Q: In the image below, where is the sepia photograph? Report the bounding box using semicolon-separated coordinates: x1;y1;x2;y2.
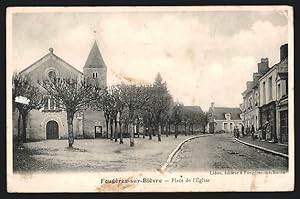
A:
6;6;294;192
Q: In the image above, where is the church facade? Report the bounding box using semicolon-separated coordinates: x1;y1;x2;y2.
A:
13;41;108;140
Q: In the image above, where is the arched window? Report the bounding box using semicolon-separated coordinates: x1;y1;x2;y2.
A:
92;72;98;79
48;70;56;81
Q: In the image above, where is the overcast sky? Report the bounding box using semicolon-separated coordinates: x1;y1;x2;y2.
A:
11;8;289;110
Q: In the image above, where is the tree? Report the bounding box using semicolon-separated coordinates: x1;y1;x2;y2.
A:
109;86;124;142
118;83;153;147
200;112;209;133
39;78;101;147
151;73;172;141
94;90;111;139
12;73;44;143
171;102;183;138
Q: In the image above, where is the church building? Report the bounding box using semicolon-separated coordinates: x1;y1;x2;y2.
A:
13;41;108;140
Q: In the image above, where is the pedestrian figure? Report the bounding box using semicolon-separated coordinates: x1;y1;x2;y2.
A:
246;125;250;137
257;127;262;140
236;126;240;138
262;123;266;141
251;124;255;140
266;121;272;141
241;125;245;137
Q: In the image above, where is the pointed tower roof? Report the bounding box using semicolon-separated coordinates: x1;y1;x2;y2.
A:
84;41;106;68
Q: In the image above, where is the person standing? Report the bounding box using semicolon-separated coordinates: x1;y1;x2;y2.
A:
246;125;250;137
251;124;255;140
266;122;272;141
241;125;245;137
236;126;240;138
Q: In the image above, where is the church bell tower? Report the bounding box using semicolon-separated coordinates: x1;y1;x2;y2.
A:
83;41;107;88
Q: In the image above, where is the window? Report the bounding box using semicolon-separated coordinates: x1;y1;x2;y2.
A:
248;97;252;109
277;83;281;100
223;123;228;130
92;72;98;79
48;70;56;81
230;123;233;130
44;96;49;110
269;76;272;101
262;81;266;104
255;92;258;106
225;113;231;120
50;98;54;110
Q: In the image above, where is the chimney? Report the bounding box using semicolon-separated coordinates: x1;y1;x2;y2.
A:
280;44;288;61
246;81;253;90
253;72;262;84
257;58;269;74
211;102;215;108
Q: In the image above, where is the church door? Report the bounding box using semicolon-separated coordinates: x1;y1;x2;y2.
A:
46;121;59;139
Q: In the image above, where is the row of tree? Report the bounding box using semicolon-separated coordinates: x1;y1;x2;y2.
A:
12;72;208;148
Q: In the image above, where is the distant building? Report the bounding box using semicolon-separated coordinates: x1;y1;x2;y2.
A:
207;103;243;133
13;41;108;140
242;58;269;131
258;44;288;143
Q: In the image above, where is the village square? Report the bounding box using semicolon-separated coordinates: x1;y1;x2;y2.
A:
11;10;289;172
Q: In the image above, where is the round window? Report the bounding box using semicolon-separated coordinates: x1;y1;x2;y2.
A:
48;70;56;81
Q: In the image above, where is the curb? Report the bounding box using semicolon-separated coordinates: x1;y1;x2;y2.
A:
160;134;213;171
234;138;288;159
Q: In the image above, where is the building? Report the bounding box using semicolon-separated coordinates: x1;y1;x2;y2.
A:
13;41;108;140
208;103;243;133
276;44;288;144
258;44;288;143
242;58;269;131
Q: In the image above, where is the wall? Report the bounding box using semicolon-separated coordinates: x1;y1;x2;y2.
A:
215;120;243;132
21;54;82;86
13;109;70;140
83;108;107;138
83;68;107;88
259;68;277;106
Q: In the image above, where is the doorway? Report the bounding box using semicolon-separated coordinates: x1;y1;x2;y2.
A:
46;120;59;139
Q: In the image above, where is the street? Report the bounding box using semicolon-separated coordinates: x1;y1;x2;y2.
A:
168;133;288;171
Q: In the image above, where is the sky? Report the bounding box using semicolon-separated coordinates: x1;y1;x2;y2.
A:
10;7;289;111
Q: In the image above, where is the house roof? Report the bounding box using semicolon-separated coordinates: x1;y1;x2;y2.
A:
182;106;203;113
210;107;242;120
258;57;288;82
84;41;107;68
20;50;83;75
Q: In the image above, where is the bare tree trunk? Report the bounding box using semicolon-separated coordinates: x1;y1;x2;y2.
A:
158;124;162;142
17;113;21;143
105;119;109;139
184;122;187;136
110;118;113;141
129;122;134;147
137;123;140;138
119;121;123;144
143;126;146;139
149;127;152;140
67;114;74;148
191;123;194;135
21;113;28;143
175;124;178;138
166;123;170;137
114;118;118;142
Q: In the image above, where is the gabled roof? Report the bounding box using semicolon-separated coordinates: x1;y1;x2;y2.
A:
182;106;203;113
20;50;83;75
84;41;107;68
210;107;242;120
